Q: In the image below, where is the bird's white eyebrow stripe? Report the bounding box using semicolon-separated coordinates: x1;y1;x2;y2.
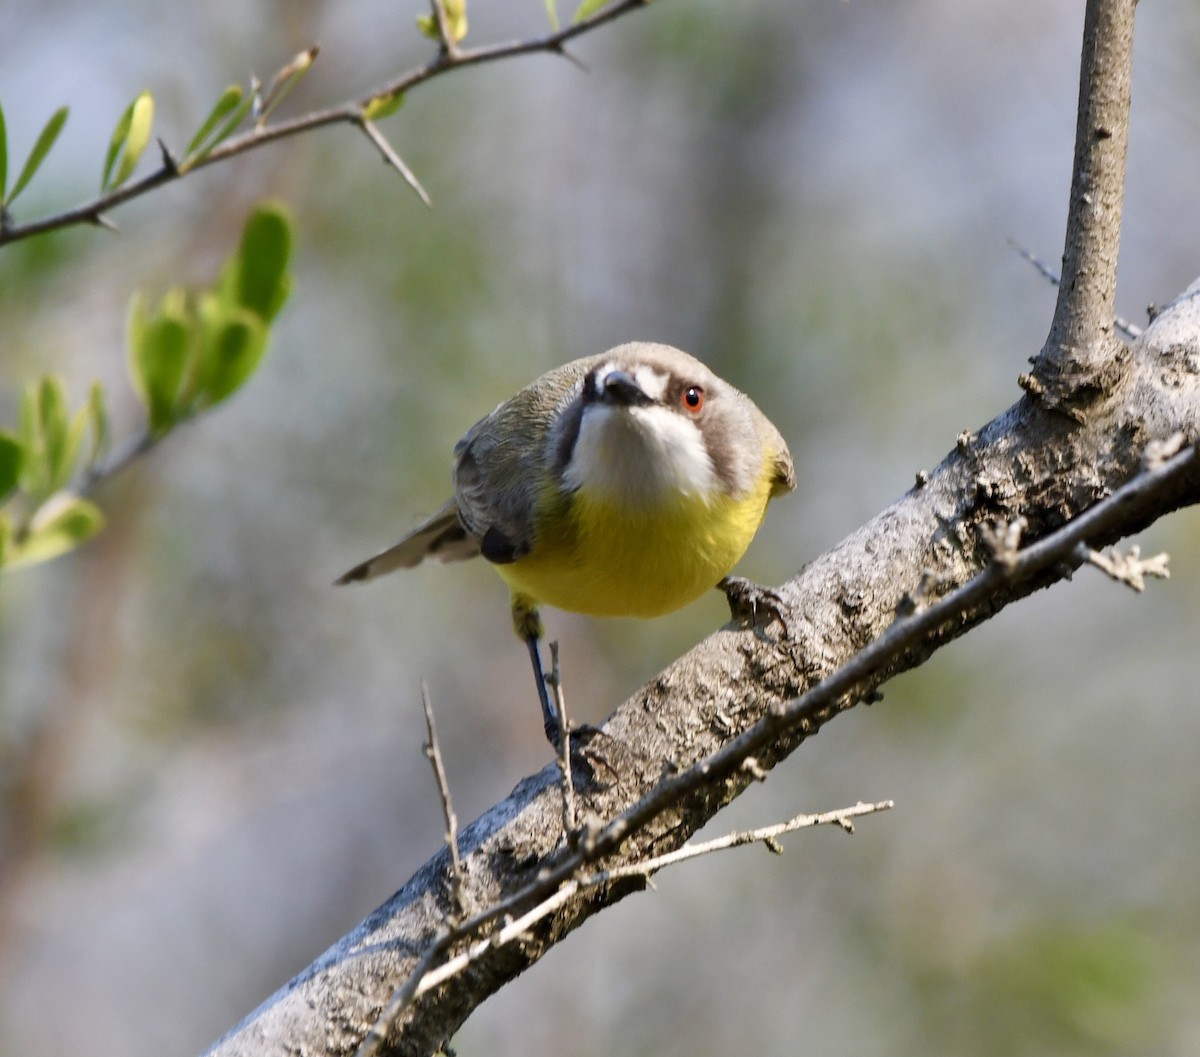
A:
632;365;668;400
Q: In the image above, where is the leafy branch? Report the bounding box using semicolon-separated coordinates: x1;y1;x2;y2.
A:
0;0;649;246
0;203;293;571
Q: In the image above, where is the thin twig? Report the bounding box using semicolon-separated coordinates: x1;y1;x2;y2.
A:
80;427;157;492
429;0;461;59
406;800;892;1002
0;0;651;246
1077;543;1170;591
547;641;576;836
357;117;432;207
595;800;893;881
421;681;467;918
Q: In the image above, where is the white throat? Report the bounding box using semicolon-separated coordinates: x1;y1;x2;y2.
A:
562;403;716;505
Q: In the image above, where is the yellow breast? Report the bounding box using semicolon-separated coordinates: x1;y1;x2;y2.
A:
494;471;777;619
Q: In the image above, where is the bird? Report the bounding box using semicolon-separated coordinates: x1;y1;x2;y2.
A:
336;341;795;746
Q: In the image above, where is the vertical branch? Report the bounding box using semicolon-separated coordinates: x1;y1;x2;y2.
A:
421;682;467;918
1030;0;1136;410
547;642;577;835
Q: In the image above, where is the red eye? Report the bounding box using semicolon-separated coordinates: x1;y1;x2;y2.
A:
682;386;705;413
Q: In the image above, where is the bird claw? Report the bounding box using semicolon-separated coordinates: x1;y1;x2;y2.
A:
719;575;789;632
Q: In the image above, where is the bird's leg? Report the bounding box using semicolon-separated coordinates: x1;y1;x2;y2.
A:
511;595;562;746
524;632;561;747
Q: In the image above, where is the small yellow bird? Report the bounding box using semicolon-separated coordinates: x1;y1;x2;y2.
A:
337;342;794;744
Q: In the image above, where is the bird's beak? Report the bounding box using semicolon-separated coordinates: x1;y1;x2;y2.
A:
599;369;652;407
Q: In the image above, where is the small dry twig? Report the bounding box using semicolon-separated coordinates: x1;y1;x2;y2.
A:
399;800;893;1005
421;682;467;918
1078;543;1170;592
596;800;894;881
547;641;577;836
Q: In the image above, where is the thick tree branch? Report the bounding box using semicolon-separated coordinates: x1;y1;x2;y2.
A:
206;274;1200;1056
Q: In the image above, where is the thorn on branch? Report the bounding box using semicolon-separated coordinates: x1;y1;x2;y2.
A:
88;212;120;233
551;43;591;73
157;137;179;175
1077;543;1170;593
358;117;433;207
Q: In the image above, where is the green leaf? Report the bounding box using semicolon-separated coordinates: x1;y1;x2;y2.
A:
101;99;134;191
199;309;267;406
258;47;319;125
9;493;105;569
184;85;244;159
223;202;293;321
417;0;468;42
6;106;68;207
572;0;607;23
129;296;193;433
0;431;22;503
104;91;154;191
199;91;255;160
362;91;406;122
0;101;8;204
37;376;70;492
86;382;109;466
62;405;91;491
544;0;559;32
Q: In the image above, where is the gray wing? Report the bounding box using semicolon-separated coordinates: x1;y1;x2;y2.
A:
336;356;596;583
452;356;596;560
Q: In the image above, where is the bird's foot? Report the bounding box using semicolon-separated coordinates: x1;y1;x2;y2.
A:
546;720;619;788
718;575;790;633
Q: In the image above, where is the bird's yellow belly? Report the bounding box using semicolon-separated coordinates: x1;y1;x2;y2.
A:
495;483;773;619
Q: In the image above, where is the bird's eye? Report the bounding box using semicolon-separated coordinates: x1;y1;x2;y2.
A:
682;386;705;413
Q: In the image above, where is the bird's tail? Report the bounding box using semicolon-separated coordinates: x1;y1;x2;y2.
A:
334;499;479;584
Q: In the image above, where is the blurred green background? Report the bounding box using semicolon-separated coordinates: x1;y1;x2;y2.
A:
3;1;1200;1054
